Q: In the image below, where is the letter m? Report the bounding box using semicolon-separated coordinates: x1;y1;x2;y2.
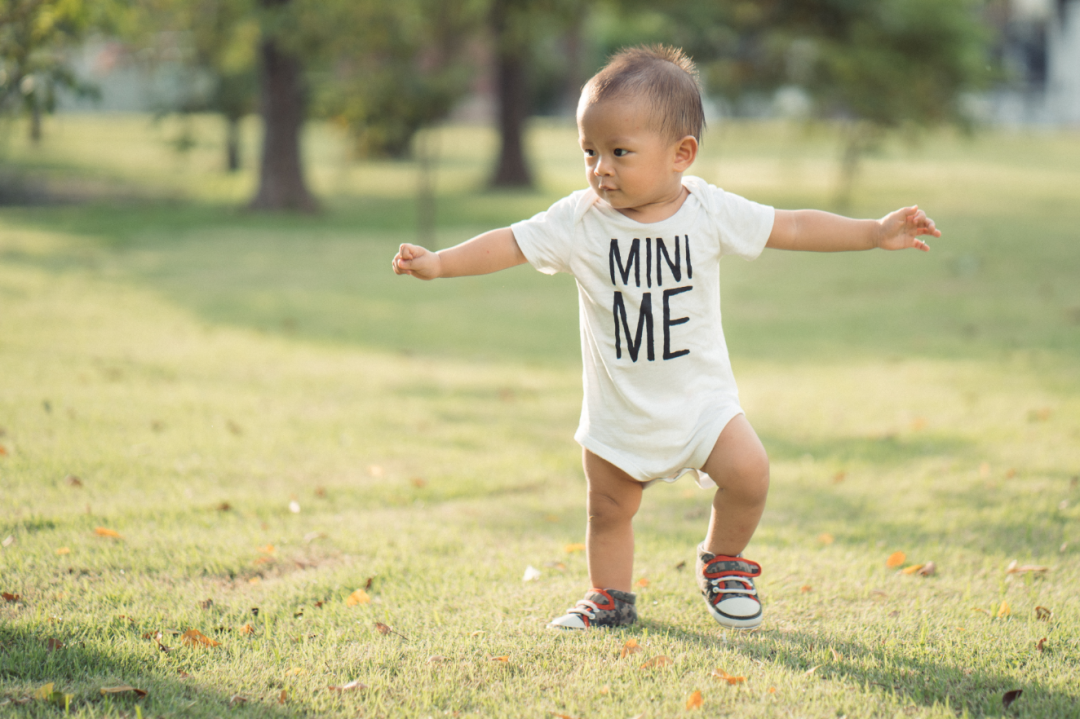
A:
613;291;654;361
609;239;641;287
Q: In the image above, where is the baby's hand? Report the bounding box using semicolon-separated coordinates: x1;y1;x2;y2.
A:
877;206;940;252
392;243;442;280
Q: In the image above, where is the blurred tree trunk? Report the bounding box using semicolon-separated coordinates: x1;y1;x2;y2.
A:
225;115;241;173
249;0;317;212
489;0;532;188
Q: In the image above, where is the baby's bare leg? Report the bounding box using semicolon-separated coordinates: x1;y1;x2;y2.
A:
700;414;770;557
583;449;643;592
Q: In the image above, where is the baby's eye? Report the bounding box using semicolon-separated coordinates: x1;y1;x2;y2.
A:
613;148;629;157
583;148;596;157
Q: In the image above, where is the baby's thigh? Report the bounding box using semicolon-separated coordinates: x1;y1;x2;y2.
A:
700;415;769;491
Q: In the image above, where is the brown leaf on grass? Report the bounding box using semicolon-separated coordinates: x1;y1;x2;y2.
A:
328;680;366;692
620;638;641;658
177;671;191;680
640;655;673;669
410;477;427;488
488;654;509;663
314;600;324;608
902;564;925;575
686;690;704;709
768;687;777;694
2;592;20;602
886;551;906;568
549;713;580;719
1005;468;1017;479
43;638;64;651
1035;606;1052;621
257;544;275;554
711;668;746;685
1002;689;1022;709
55;547;70;555
278;689;287;704
972;607;991;615
1005;561;1049;575
315;486;327;498
65;475;82;488
100;685;148;698
832;471;846;484
238;624;254;635
635;577;649;588
0;446;7;456
674;560;686;571
94;527;122;539
997;601;1011;618
800;585;812;593
1036;637;1048;652
427;655;448;664
229;695;247;705
374;622;408;640
345;589;371;606
181;629;220;647
198;599;213;610
804;665;820;676
254;556;273;565
564;543;585;553
818;533;834;545
364;577;374;590
830;647;842;662
216;502;232;512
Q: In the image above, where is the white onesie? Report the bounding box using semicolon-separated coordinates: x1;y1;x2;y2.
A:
511;176;774;486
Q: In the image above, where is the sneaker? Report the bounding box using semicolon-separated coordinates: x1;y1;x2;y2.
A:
696;544;763;629
547;588;637;630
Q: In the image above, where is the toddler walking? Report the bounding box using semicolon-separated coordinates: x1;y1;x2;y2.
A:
392;45;939;630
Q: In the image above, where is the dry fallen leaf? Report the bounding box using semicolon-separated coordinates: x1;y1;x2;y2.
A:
216;502;232;512
374;622;408;640
198;599;213;610
711;668;746;685
686;690;704;709
620;638;641;658
902;564;925;575
100;685;147;698
410;477;427;488
832;471;846;484
285;667;304;676
1005;561;1049;575
972;607;991;616
427;655;447;664
2;592;20;602
830;647;842;662
257;544;275;554
65;475;83;488
1035;637;1048;653
229;695;247;705
181;629;221;647
640;655;673;669
488;655;509;663
278;689;287;704
674;560;686;571
94;527;122;539
635;577;649;588
564;543;585;553
1035;606;1052;621
818;533;834;545
549;713;579;719
346;589;371;606
886;551;906;568
328;680;365;692
768;687;777;694
238;624;254;635
55;547;70;555
177;671;191;679
997;601;1012;618
46;638;64;650
800;585;813;593
804;665;820;676
1002;689;1022;710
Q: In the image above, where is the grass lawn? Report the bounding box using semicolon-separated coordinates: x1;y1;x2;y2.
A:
1;113;1079;718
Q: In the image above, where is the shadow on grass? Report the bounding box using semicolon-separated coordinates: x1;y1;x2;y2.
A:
635;620;1066;717
0;625;298;717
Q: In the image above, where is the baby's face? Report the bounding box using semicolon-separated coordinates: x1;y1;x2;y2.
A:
577;97;686;216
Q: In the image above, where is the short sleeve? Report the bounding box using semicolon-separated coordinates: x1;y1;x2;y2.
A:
510;192;582;275
686;177;774;261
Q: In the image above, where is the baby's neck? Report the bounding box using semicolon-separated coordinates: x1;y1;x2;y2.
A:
615;183;690;224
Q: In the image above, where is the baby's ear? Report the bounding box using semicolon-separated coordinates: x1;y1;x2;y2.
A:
673;136;698;171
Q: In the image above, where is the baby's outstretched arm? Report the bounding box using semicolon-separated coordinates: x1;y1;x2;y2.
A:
766;206;940;253
392;228;527;280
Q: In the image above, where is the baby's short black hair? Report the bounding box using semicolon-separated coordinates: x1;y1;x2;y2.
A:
580;44;705;142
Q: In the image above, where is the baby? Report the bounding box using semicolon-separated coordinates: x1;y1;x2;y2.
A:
393;45;939;630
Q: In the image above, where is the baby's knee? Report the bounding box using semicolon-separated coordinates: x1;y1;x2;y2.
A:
725;448;770;503
587;488;639;526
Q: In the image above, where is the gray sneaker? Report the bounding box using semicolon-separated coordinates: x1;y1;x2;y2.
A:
547;588;637;630
696;544;763;629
